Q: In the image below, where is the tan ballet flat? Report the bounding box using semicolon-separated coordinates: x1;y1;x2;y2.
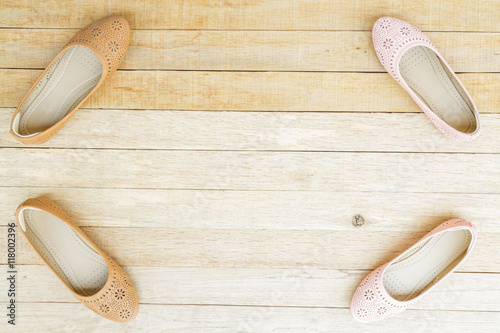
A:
10;15;130;144
16;197;139;322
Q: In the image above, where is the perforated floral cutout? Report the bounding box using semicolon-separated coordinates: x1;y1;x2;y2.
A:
363;289;375;301
120;309;132;320
355;308;368;318
108;41;119;53
100;304;110;313
115;288;126;300
111;20;124;30
379;18;392;29
91;27;101;37
382;38;393;49
400;26;411;36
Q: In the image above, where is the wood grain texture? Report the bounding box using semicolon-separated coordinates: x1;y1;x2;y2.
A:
2;69;498;112
3;227;499;272
3;302;500;332
2;109;500;153
1;149;500;193
2;266;499;311
1;29;499;72
2;0;499;31
1;187;499;232
2;1;499;330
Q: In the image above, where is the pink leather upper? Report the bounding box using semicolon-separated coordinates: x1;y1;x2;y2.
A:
372;17;481;141
350;219;477;322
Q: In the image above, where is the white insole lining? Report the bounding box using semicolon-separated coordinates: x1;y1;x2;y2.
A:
383;229;471;301
21;209;107;296
16;46;102;135
399;46;476;133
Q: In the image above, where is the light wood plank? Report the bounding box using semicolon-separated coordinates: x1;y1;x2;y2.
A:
1;29;499;72
1;187;499;232
3;266;500;311
1;1;499;331
2;70;497;112
1;149;500;193
3;227;499;272
2;109;500;153
4;302;499;333
1;0;498;32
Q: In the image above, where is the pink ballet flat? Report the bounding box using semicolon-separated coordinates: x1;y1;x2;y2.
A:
372;17;481;141
350;219;477;322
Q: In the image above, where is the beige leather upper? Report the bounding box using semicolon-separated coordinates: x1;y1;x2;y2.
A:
16;197;139;322
10;15;130;145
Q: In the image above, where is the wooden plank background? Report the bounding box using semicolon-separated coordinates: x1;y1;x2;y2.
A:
0;0;499;332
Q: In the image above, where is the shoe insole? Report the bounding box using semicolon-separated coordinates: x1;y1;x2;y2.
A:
383;229;471;301
22;209;107;296
17;46;102;135
399;46;476;133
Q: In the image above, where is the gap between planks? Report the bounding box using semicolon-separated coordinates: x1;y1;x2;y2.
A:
3;303;499;332
1;70;498;112
1;188;499;232
0;266;499;312
0;29;498;73
1;149;500;193
0;109;499;153
2;227;500;272
2;0;499;32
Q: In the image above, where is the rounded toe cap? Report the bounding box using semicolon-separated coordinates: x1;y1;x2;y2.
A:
66;15;131;78
350;267;399;322
371;16;433;75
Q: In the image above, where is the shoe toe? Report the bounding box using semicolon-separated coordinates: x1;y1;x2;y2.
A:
350;266;400;322
372;17;432;76
78;257;139;322
67;15;131;79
